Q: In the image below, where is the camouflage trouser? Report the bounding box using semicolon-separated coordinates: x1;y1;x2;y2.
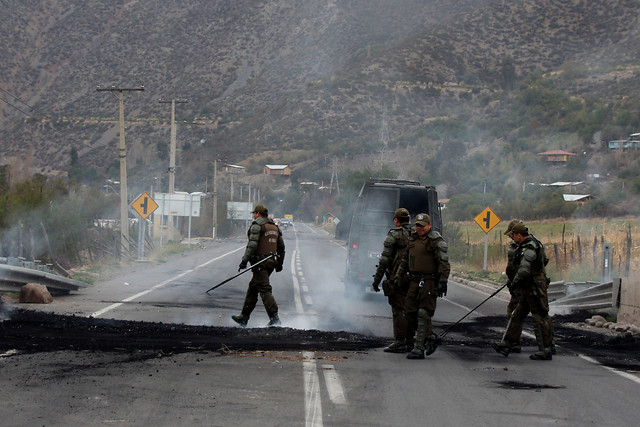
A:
241;258;278;316
504;288;523;345
387;281;409;342
507;287;522;315
504;283;553;348
404;278;438;339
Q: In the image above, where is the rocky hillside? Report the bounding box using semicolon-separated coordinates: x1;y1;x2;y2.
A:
2;0;640;194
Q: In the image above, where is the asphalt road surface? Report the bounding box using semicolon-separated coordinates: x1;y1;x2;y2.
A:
2;222;640;426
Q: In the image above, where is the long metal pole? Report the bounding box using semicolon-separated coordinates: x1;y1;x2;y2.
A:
188;194;193;246
205;253;276;294
483;233;489;271
438;283;508;339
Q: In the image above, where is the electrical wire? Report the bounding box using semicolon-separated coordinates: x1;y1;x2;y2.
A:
0;86;51;121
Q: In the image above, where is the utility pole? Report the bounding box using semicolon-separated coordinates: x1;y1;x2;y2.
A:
159;98;188;241
213;159;218;239
329;157;340;195
97;85;144;256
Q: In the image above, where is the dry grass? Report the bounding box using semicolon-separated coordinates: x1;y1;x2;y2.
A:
452;217;640;283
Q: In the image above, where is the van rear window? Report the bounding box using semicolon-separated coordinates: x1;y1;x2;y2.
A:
399;188;431;216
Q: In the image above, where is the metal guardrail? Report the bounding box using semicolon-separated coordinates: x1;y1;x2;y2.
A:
0;257;89;294
547;280;566;302
550;280;615;312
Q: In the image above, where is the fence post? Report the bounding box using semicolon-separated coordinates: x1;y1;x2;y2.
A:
602;243;612;283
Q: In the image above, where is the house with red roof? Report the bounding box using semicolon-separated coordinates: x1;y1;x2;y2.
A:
538;150;576;164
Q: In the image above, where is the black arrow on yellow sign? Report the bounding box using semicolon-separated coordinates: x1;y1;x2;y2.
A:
131;192;159;220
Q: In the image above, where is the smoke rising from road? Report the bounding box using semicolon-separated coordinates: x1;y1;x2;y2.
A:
277;222;387;337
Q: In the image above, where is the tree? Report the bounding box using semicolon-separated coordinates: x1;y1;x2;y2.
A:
500;56;517;91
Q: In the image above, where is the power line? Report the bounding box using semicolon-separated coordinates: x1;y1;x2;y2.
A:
0;95;41;121
0;86;48;120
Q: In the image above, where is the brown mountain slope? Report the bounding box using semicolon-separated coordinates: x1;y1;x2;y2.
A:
1;0;639;188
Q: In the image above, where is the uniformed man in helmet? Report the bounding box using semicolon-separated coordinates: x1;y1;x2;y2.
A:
497;222;554;360
493;219;525;355
372;208;412;353
231;204;285;327
403;213;450;359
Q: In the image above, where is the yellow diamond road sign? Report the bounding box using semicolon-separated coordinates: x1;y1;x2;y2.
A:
131;192;159;220
474;206;501;234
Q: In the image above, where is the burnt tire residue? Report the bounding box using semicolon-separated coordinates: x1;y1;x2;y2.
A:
435;313;640;366
2;309;640;363
494;381;565;390
0;308;388;354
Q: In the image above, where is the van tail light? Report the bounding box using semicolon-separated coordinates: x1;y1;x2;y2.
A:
352;242;358;249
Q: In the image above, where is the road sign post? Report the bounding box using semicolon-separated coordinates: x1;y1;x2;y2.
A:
131;192;159;261
473;206;501;271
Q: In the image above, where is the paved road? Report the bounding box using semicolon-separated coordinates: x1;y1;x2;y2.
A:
2;223;640;426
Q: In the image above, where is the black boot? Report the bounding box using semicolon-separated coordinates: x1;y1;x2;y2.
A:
407;309;427;360
492;341;510;357
383;341;407;353
232;314;249;327
267;312;281;327
530;322;552;360
424;334;441;356
529;351;552;361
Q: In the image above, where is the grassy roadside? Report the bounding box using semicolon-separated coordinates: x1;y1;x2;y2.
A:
451;217;640;283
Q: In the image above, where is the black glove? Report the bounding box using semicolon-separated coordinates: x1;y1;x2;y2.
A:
372;278;381;292
506;280;514;294
239;260;247;271
275;263;283;272
437;279;448;297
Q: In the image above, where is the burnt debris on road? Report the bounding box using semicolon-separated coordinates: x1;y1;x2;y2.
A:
0;308;388;354
2;307;640;370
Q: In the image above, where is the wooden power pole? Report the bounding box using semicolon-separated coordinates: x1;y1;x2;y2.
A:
159;98;188;241
97;85;144;256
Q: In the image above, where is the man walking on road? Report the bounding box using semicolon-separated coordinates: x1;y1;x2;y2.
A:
404;213;450;359
231;205;285;327
493;219;525;355
497;222;554;360
371;208;412;353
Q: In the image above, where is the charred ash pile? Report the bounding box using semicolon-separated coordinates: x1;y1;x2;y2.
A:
437;312;640;365
1;305;640;365
0;308;388;354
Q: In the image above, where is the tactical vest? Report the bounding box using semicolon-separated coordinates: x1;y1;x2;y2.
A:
518;238;545;276
408;235;438;274
531;234;549;270
390;226;410;279
256;222;279;255
506;242;520;281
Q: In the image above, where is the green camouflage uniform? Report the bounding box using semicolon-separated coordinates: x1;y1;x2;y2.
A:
372;222;411;350
505;235;554;359
238;216;285;322
504;240;523;347
404;227;450;358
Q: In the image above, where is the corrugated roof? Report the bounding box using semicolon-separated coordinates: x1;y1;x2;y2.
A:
538;150;577;155
563;194;593;202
